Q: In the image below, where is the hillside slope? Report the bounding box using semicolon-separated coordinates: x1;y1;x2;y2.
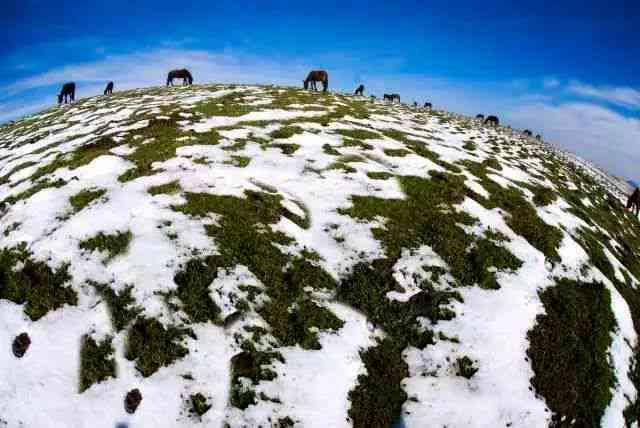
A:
1;85;639;428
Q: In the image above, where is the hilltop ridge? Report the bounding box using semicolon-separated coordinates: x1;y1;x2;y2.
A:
0;84;639;428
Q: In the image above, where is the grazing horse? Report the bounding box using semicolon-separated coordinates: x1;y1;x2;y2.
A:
104;81;114;95
424;102;433;109
484;115;499;127
58;82;75;104
354;84;364;96
628;188;640;216
303;70;329;92
383;94;400;103
523;129;532;137
166;69;193;86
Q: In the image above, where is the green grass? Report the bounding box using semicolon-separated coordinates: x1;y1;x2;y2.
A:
527;278;616;426
79;335;116;392
0;246;77;320
268;143;300;155
383;148;411;157
79;231;132;261
91;283;142;331
456;356;478;378
366;171;393;180
193;92;254;117
269;126;304;139
462;160;563;262
334;128;380;140
148;180;181;195
230;345;283;409
2;178;67;206
173;190;341;351
322;144;341;156
231;155;251;167
125;317;192;377
171;257;223;324
189;393;212;416
342;138;373;151
69;188;106;212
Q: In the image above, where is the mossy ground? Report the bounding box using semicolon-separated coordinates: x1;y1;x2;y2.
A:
69;188;106;212
0;247;77;320
79;335;116;392
2;84;639;426
125;317;192;377
91;282;142;331
527;278;616;426
79;230;132;261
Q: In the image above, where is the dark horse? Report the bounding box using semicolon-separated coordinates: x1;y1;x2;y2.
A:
354;84;364;96
484;115;499;127
166;69;193;86
104;81;114;95
58;82;75;104
383;94;400;103
628;188;640;216
523;129;532;137
304;70;329;92
424;102;433;109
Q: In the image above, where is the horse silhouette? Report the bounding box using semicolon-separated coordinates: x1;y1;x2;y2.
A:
58;82;75;104
104;81;114;95
166;69;193;86
304;70;329;92
355;84;364;96
383;94;400;103
628;188;640;216
484;115;499;127
523;130;532;137
424;102;432;109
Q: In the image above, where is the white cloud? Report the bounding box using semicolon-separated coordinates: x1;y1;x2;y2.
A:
506;102;640;180
567;81;640;109
1;47;638;182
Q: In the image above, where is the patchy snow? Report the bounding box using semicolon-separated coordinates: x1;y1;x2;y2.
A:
1;83;638;428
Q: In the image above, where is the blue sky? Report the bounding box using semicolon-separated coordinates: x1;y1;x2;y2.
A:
2;0;639;181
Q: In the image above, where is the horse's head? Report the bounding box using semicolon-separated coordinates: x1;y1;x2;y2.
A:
57;93;63;104
303;79;308;90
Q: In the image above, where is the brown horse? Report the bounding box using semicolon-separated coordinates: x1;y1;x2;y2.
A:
104;81;114;95
355;84;364;96
484;115;499;127
58;82;75;104
304;70;329;92
628;188;640;216
167;69;193;86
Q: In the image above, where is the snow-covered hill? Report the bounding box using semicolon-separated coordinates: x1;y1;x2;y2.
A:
0;84;639;428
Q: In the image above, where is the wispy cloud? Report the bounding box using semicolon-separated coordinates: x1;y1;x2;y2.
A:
1;46;639;181
506;102;640;180
567;81;640;109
